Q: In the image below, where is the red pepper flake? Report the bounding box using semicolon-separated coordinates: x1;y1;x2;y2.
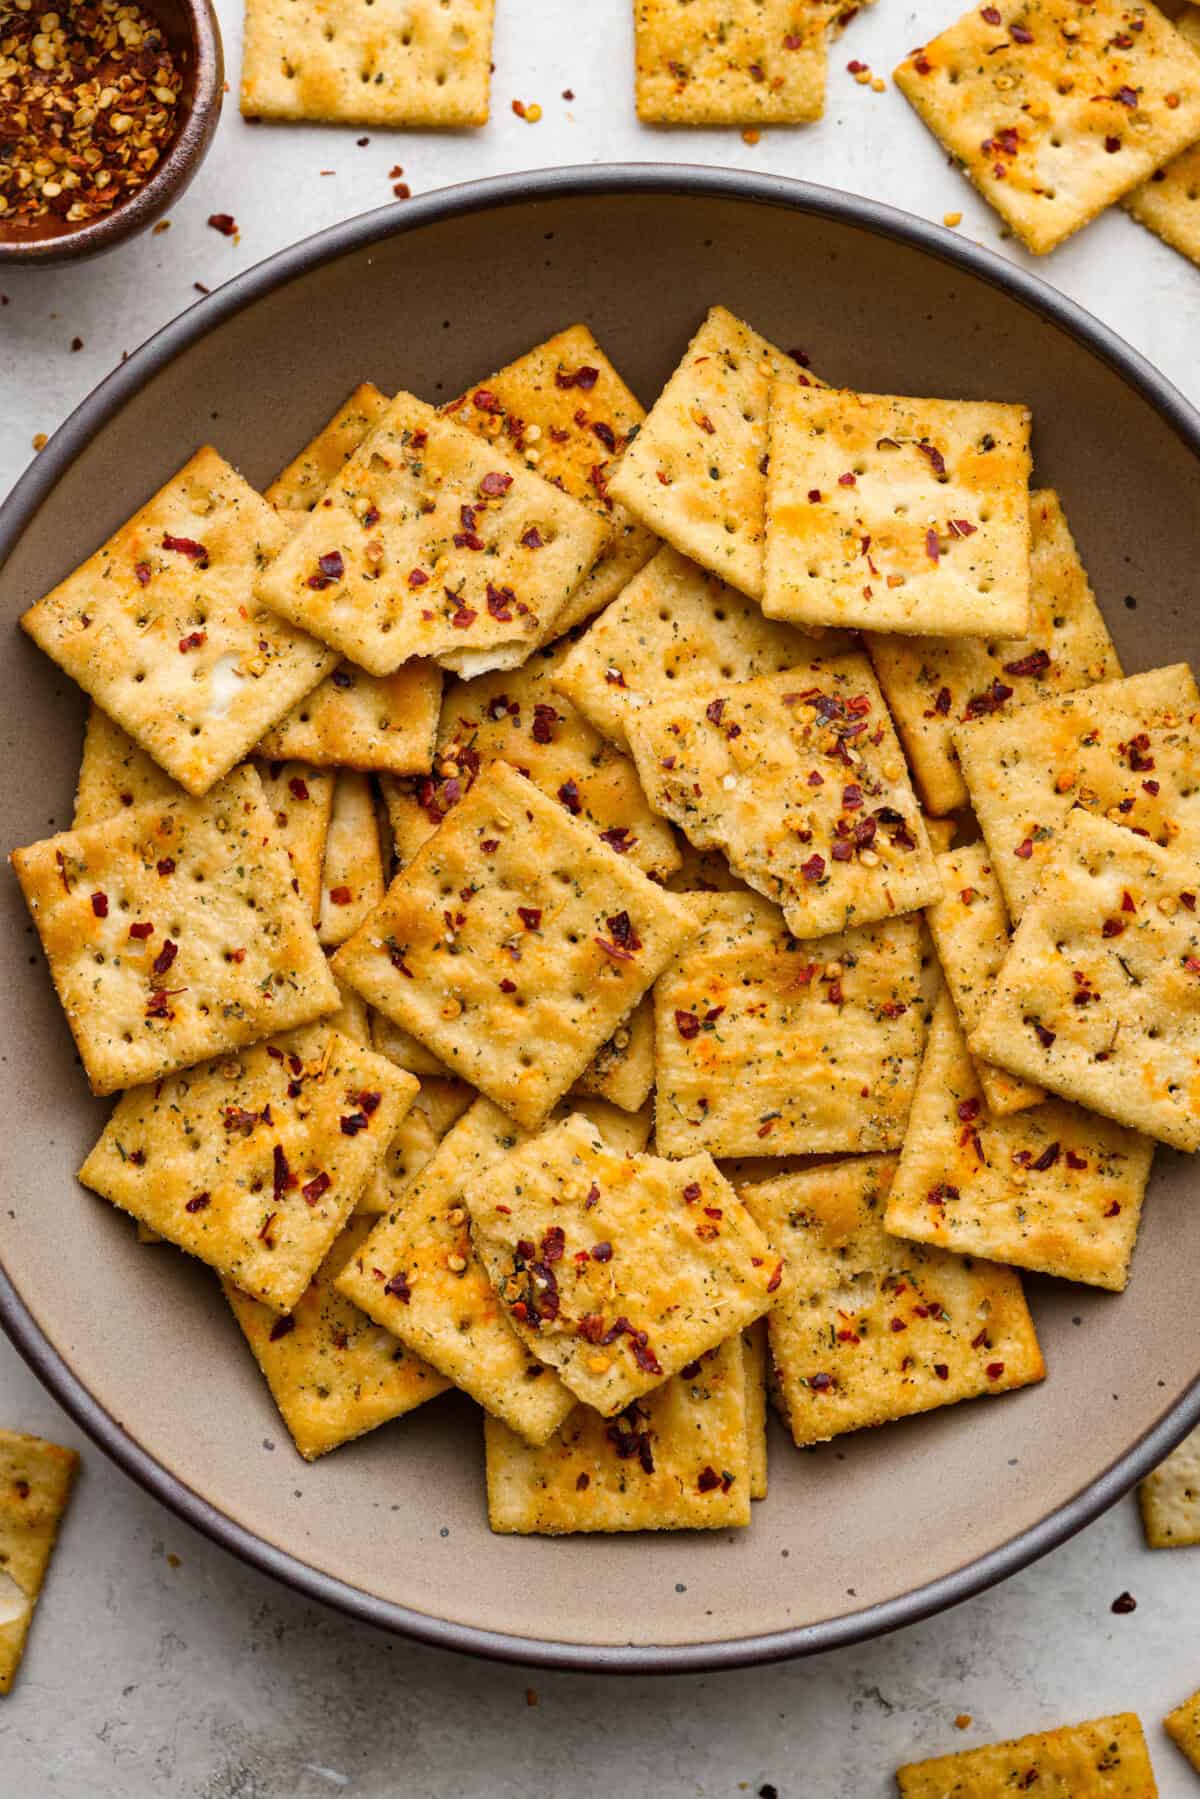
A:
598;826;636;855
473;388;502;414
340;1112;369;1136
963;678;1014;718
1031;1020;1056;1048
1101;917;1125;938
268;1315;295;1341
541;1225;566;1264
479;471;513;498
1032;1141;1060;1172
925;527;941;563
134;561;152;586
499;978;517;994
696;1465;722;1493
801;853;826;883
1014;837;1034;860
913;54;932;72
1181;892;1197;912
521;526;543;549
178;630;206;652
1111;1591;1137;1614
933;1363;950;1381
1121;890;1137;913
450;605;478;629
182;1191;210;1215
554;365;600;390
980;4;1001;18
986;1361;1005;1380
767;1260;784;1293
258;1210;277;1246
838;472;857;487
129;920;154;940
531;703;560;744
809;1371;834;1392
890;1316;907;1333
288;776;310;802
329;884;354;906
681;1183;702;1204
90;890;109;918
208;212;237;236
675;1010;700;1040
152;938;178;977
557;778;582;814
1104;1200;1122;1217
1003;649;1051;678
302;1171;331;1204
1143;779;1160;796
485;583;516;621
591;1241;613;1263
1105;135;1122;153
957;1098;981;1122
408;568;429;588
917;441;947;477
705;697;726;726
517;906;541;930
1010;22;1033;41
1114;84;1138;106
808;488;823;503
272;1145;296;1202
161;533;208;564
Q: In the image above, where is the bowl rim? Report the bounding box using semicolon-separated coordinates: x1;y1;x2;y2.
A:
2;161;1199;1673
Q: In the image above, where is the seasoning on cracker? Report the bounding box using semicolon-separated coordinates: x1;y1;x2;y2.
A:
254;759;335;924
0;1431;79;1695
73;703;179;829
1165;1685;1200;1772
354;1075;473;1215
317;771;385;949
1140;1424;1200;1548
265;384;392;514
634;0;827;125
896;1711;1158;1796
573;993;656;1114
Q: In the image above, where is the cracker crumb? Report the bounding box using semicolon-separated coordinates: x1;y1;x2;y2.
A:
943;211;963;228
955;1713;972;1730
742;128;761;144
32;433;47;452
525;1686;539;1706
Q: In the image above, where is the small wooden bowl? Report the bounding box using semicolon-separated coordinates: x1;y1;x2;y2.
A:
0;0;223;267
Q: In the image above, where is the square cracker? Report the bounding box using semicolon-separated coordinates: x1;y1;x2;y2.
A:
634;0;826;124
22;448;336;796
927;842;1044;1115
254;760;335;924
1140;1424;1200;1549
626;657;940;939
74;703;178;828
370;1007;452;1079
742;1320;769;1500
953;662;1200;922
354;1075;473;1215
866;489;1120;816
331;759;694;1130
763;382;1032;638
11;765;338;1095
607;306;818;599
887;989;1153;1290
484;1336;752;1534
79;1023;417;1313
317;771;385;949
894;0;1200;255
653;893;924;1157
552;544;835;754
573;994;655;1114
1165;1686;1200;1772
266;384;391;514
1125;8;1200;267
0;1431;79;1694
971;809;1200;1149
223;1213;450;1460
255;391;606;679
467;1113;778;1416
741;1157;1044;1446
239;0;494;126
257;659;442;776
896;1713;1157;1797
445;325;658;637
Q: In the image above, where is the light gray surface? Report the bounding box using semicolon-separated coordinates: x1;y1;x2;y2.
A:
0;0;1197;1792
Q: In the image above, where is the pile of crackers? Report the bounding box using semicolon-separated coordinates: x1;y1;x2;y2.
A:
10;303;1199;1543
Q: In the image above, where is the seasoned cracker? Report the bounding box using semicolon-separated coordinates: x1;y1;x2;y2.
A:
573;994;655;1113
894;0;1200;254
265;383;391;513
22;448;336;796
0;1432;79;1695
896;1713;1157;1797
866;489;1120;815
258;659;442;775
1165;1685;1200;1772
327;973;372;1047
666;834;753;894
225;1214;449;1459
468;1113;778;1416
254;759;335;923
255;392;606;678
887;989;1153;1289
653;893;924;1157
73;703;178;828
742;1320;769;1500
634;0;826;124
331;760;693;1129
79;1023;417;1312
240;0;494;126
552;544;832;753
355;1075;474;1214
763;383;1032;638
370;1007;452;1079
927;842;1044;1115
11;766;338;1095
607;307;817;598
484;1337;752;1534
626;658;940;939
317;771;385;949
742;1157;1044;1445
445;325;657;635
1140;1424;1200;1549
971;810;1200;1150
953;663;1200;920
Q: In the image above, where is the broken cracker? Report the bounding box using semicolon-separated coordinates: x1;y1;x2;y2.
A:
318;770;386;949
1140;1423;1200;1549
73;703;178;828
0;1431;79;1695
572;993;656;1114
254;759;335;924
896;1712;1157;1797
265;383;391;514
1165;1686;1200;1773
354;1075;474;1215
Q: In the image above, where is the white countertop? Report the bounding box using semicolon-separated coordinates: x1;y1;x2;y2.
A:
1;1;1197;1792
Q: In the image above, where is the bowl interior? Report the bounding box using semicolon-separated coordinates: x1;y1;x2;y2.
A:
1;177;1198;1665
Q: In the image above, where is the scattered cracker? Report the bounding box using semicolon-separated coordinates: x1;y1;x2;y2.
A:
318;771;385;949
888;989;1153;1290
1140;1424;1200;1548
1125;2;1200;265
370;1007;451;1078
894;0;1200;255
355;1075;474;1215
240;0;495;127
0;1431;79;1694
896;1712;1157;1797
11;765;338;1095
327;973;373;1047
653;892;924;1157
21;447;336;796
866;489;1120;815
73;703;178;828
573;994;656;1113
742;1319;769;1500
626;657;940;939
634;0;826;124
1165;1685;1200;1772
331;759;693;1129
254;759;335;924
971;809;1200;1150
258;659;442;775
265;383;391;514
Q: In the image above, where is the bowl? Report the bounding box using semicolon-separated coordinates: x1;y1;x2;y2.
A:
0;0;223;267
1;167;1198;1671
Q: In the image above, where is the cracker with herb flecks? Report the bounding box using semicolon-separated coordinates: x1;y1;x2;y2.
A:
331;760;693;1130
866;489;1120;816
79;1023;416;1313
370;1007;452;1078
224;1213;450;1459
653;893;924;1157
742;1320;769;1500
763;383;1032;639
254;392;606;679
266;383;391;513
1140;1424;1200;1549
317;772;385;949
240;0;494;126
21;448;337;797
634;0;826;123
572;994;656;1113
444;325;657;636
467;1113;779;1416
953;662;1200;922
927;843;1044;1115
887;989;1153;1290
73;703;179;828
11;766;338;1095
254;760;335;924
257;659;442;775
327;974;373;1048
0;1431;79;1695
971;810;1200;1150
741;1156;1044;1446
607;307;819;599
894;0;1200;255
896;1712;1157;1798
1125;8;1200;267
626;658;939;939
1165;1686;1200;1772
355;1075;474;1215
484;1336;752;1533
552;544;837;753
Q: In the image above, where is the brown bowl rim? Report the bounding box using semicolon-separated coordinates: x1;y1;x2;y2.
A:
1;163;1198;1672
